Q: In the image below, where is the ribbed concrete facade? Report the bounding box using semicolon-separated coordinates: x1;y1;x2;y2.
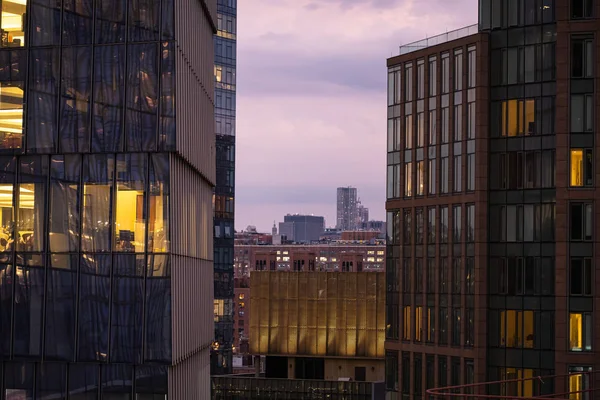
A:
171;0;216;397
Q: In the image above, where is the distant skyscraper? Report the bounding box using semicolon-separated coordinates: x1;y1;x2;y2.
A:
357;203;370;229
337;187;358;230
212;0;237;375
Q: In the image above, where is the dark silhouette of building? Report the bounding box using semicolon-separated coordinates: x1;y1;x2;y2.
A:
385;0;592;397
0;0;217;396
212;0;237;375
278;214;325;243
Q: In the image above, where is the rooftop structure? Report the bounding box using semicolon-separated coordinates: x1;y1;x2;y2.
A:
398;24;478;55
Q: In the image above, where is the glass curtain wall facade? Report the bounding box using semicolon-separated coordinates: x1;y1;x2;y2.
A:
480;0;557;393
0;0;217;397
212;0;236;375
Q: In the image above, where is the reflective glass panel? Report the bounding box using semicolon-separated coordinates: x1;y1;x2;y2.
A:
60;46;92;152
27;48;59;153
78;254;110;361
13;264;45;356
49;155;81;252
0;261;13;355
82;155;114;252
62;0;93;45
4;362;34;398
126;43;158;151
95;0;126;43
45;265;77;360
37;363;67;398
110;255;144;363
159;41;175;150
128;0;160;42
92;45;125;152
145;254;171;362
30;0;61;46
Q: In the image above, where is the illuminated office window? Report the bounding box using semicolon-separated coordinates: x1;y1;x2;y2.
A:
403;306;411;341
569;366;592;400
570;149;593;187
500;368;534;398
500;310;534;348
1;0;27;47
570;312;592;351
415;306;422;342
0;50;25;151
114;154;146;252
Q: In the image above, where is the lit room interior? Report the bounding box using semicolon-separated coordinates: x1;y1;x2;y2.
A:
1;0;26;47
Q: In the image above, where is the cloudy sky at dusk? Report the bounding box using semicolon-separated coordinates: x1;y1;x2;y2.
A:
235;0;477;232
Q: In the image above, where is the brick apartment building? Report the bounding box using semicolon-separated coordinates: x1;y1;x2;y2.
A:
386;0;600;398
234;244;385;279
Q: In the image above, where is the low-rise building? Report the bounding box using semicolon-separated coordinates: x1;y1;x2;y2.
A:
249;271;386;382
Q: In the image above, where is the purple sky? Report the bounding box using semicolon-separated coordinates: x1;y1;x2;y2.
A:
235;0;477;232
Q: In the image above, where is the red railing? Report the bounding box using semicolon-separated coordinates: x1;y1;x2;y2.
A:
427;370;600;400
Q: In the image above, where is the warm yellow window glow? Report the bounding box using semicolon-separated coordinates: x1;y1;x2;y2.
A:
0;184;13;251
17;183;43;252
502;100;519;137
570;313;583;351
501;310;534;348
415;306;422;342
571;150;584;187
569;370;591;400
502;368;534;397
0;84;24;150
426;308;433;342
1;0;27;47
115;184;145;252
570;374;583;400
214;299;225;322
403;306;411;340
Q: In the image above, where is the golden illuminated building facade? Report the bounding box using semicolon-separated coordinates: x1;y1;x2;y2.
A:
386;0;600;399
250;271;385;382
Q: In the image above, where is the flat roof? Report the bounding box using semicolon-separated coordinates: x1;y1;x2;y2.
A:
398;24;478;55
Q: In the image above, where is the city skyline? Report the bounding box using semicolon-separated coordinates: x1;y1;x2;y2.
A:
238;187;381;232
235;0;478;232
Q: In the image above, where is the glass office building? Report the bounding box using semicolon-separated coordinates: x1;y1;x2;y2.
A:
0;0;217;397
212;0;236;375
